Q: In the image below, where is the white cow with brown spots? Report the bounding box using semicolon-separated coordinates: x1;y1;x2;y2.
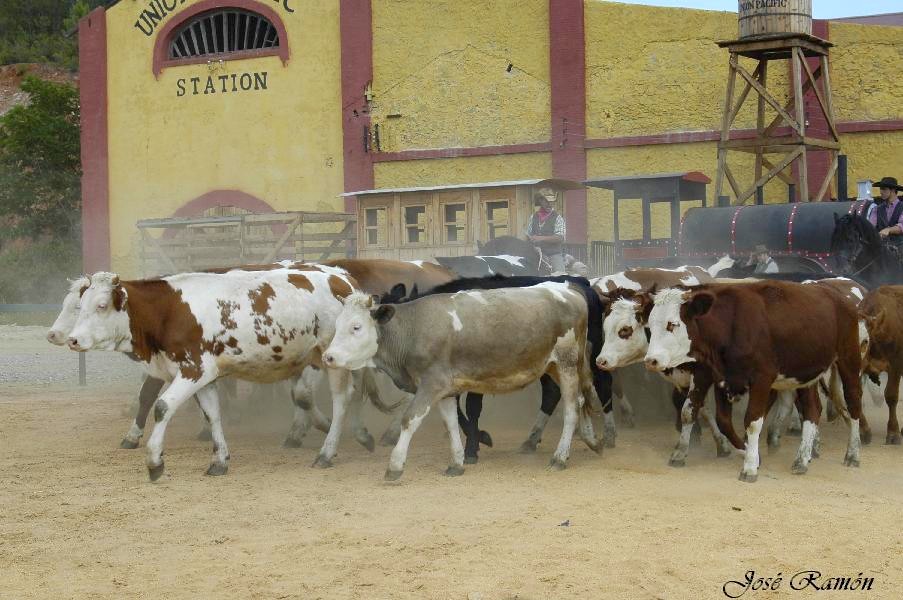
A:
67;265;358;480
322;281;601;480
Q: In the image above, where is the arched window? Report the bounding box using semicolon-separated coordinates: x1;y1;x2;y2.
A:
152;1;290;78
169;10;279;59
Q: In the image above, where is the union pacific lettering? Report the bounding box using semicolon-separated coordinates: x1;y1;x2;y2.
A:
134;0;294;37
739;0;789;13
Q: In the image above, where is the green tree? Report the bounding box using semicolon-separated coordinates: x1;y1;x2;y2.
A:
0;0;107;69
0;76;81;302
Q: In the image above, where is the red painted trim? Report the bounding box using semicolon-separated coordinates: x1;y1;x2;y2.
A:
550;0;587;244
79;7;110;273
163;190;277;238
683;171;712;184
151;0;290;78
838;119;903;133
799;19;831;200
171;189;275;218
340;0;374;213
371;142;552;163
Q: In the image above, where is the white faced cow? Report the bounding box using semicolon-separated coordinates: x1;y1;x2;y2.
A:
67;267;359;480
322;282;602;480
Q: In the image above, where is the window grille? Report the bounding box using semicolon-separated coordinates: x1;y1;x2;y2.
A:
169;10;279;60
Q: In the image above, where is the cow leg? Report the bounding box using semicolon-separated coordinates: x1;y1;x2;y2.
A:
884;368;902;445
283;368;330;448
791;386;821;475
519;375;559;453
120;376;165;449
669;397;697;467
348;371;376;452
461;393;484;464
595;369;616;448
438;396;466;476
698;404;733;457
196;384;230;476
739;384;770;483
146;374;214;481
837;357;864;468
714;386;745;451
767;390;794;451
312;367;354;468
612;370;636;428
577;369;603;455
385;388;438;481
549;370;580;470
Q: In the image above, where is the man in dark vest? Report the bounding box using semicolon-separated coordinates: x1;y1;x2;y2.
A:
525;187;567;274
867;177;903;245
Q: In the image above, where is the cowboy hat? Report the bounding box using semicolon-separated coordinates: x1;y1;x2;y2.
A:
872;177;903;191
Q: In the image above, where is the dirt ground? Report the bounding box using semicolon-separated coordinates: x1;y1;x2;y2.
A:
2;370;902;600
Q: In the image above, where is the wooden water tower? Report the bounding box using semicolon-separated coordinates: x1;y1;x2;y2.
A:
715;0;840;204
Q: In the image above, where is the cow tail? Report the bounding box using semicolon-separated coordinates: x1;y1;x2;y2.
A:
361;368;403;413
827;364;851;425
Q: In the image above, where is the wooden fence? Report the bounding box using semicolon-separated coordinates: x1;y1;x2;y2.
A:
137;211;356;276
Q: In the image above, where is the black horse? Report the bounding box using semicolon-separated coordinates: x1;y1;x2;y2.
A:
384;274;614;463
435;236;549;278
831;212;903;288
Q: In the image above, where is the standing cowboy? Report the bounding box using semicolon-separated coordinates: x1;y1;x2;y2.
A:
867;177;903;244
525;187;567;274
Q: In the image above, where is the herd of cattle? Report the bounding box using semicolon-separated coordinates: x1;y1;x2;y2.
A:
45;256;903;483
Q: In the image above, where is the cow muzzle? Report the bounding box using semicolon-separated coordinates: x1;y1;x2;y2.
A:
644;356;665;371
67;337;87;352
47;330;66;345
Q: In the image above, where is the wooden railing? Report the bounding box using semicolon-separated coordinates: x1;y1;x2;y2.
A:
137;211;357;276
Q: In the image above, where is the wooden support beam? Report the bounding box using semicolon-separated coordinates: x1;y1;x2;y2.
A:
814;152;838;201
755;59;768;191
319;221;356;260
262;214;302;263
762;63;819;139
735;147;803;204
800;54;840;142
761;156;796;186
734;57;802;135
141;229;178;273
791;47;808;201
715;54;738;199
723;161;742;199
820;54;837;137
729;62;762;124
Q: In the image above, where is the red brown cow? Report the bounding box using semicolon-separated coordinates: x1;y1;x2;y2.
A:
859;285;903;445
644;281;864;482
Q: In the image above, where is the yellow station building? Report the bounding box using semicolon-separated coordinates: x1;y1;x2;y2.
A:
77;0;903;275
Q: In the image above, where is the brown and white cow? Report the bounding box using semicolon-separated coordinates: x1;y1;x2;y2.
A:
643;281;864;482
322;281;601;480
859;285;903;445
67;265;359;480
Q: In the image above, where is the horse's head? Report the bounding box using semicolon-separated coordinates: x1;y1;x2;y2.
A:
831;212;879;273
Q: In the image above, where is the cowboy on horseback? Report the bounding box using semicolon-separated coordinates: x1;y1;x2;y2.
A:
525;187;567;275
866;176;903;246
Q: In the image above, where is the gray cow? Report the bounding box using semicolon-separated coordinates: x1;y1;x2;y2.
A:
322;281;602;480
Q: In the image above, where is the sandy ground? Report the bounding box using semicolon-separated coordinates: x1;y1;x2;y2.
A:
2;328;903;599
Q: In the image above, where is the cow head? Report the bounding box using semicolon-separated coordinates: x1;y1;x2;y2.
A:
47;276;90;345
595;290;652;370
67;272;132;352
860;309;892;374
322;292;393;370
644;288;711;371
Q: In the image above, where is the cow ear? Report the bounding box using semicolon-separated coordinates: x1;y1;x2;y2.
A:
111;275;120;286
371;305;395;324
594;288;612;312
638;293;654;323
686;291;714;319
112;285;127;311
390;283;407;301
369;294;380;307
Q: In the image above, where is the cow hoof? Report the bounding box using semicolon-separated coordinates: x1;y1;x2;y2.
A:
357;433;376;453
195;428;213;442
791;460;808;475
717;447;732;458
548;457;567;471
886;433;902;445
603;437;616;449
622;415;636;428
119;438;139;450
147;462;165;482
444;465;465;477
384;469;403;481
464;455;478;465
668;457;686;468
379;431;400;447
282;437;303;449
478;430;494;448
738;471;758;483
861;430;873;445
843;456;860;468
205;463;228;476
786;428;802;438
811;445;820;459
519;441;538;454
311;455;334;469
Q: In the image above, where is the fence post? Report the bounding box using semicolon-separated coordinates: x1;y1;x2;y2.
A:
837;154;848;202
755;186;764;205
78;353;86;386
717;195;730;207
788;183;796;203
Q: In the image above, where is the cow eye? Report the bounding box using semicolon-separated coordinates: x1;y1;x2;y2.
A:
75;304;81;310
618;326;633;339
352;324;362;332
97;303;108;311
666;321;678;332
